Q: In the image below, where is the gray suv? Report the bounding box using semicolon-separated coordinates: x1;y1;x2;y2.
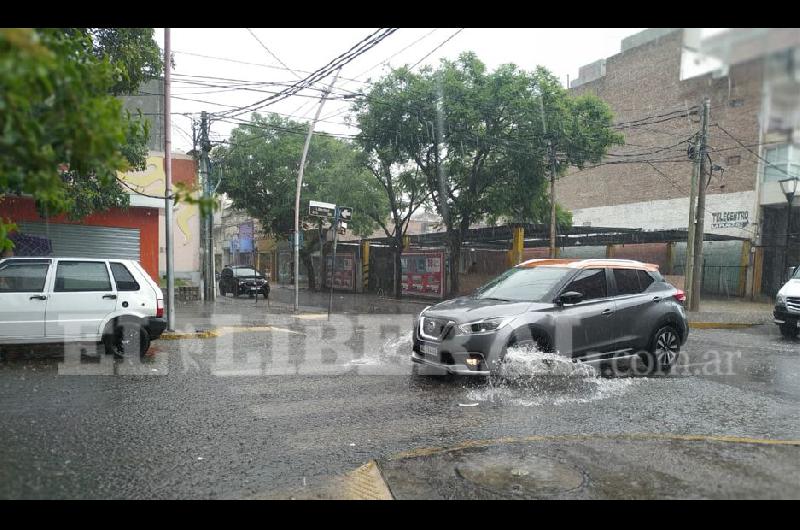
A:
411;258;689;376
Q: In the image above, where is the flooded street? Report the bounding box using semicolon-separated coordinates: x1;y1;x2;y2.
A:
1;306;799;499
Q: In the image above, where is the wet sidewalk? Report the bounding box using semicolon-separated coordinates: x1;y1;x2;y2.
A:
170;285;431;333
687;297;775;327
168;288;776;334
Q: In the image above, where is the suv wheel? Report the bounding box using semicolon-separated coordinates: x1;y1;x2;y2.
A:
637;325;680;376
780;321;799;339
104;320;151;359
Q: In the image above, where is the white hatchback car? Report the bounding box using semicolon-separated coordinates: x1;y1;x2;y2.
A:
0;257;166;357
774;266;800;339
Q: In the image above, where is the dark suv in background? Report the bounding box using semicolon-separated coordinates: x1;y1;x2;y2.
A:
219;266;270;298
411;258;688;376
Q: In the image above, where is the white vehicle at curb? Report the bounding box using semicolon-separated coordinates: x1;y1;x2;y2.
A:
774;266;800;339
0;257;167;356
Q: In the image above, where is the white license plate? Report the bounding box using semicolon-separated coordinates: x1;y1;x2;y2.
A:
421;343;439;356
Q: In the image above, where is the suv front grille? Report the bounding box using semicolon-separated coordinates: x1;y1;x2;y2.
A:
420;317;449;341
787;297;800;313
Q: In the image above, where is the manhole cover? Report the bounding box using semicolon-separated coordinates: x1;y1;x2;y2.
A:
455;454;585;497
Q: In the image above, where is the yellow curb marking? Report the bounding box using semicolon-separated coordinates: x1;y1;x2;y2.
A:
689;322;756;329
160;325;302;340
293;313;328;320
342;461;393;500
388;433;800;461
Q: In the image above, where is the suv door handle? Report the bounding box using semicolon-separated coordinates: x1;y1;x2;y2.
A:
29;295;47;300
601;308;613;316
652;296;662;303
103;294;117;300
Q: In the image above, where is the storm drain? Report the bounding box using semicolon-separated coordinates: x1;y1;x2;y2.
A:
455;453;585;497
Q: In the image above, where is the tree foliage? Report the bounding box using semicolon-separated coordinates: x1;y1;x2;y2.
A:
352;53;623;292
213;113;387;289
0;28;163;246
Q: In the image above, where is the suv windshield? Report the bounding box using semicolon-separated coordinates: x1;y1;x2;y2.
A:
474;266;572;302
794;266;800;280
233;268;259;277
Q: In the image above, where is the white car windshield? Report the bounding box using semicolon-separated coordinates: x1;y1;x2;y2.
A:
233;268;260;277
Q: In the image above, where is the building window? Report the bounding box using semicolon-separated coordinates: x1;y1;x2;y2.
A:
729;98;745;108
726;155;741;166
763;144;800;182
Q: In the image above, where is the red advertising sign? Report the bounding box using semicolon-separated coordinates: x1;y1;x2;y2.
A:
401;251;445;298
325;252;355;291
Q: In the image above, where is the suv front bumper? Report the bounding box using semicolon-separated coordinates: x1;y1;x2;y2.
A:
774;304;799;324
411;318;511;376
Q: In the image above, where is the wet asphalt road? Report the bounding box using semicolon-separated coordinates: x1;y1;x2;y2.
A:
1;297;799;499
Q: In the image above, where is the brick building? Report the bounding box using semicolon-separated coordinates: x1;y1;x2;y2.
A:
561;28;800;298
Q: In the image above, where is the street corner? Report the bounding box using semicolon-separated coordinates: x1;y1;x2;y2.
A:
370;434;800;499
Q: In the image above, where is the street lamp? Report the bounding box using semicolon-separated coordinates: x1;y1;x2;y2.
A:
778;177;799;282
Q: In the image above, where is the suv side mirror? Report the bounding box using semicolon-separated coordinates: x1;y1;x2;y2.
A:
558;291;583;305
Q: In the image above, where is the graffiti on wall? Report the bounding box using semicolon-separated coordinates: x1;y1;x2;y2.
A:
711;210;749;230
119;156;198;245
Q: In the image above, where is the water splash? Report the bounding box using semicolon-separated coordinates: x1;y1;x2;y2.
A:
466;345;638;406
348;332;414;367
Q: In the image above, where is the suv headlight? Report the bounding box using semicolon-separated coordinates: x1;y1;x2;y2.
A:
457;317;512;335
776;293;786;305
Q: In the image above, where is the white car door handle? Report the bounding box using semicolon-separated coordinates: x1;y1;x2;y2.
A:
29;295;47;301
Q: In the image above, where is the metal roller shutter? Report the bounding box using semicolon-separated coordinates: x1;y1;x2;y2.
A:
16;222;141;262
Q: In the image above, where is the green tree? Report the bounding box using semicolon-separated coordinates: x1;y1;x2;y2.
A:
213;113;387;290
0;28;163;247
353;53;622;293
353;72;431;297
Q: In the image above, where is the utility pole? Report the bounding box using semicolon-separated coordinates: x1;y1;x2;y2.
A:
684;132;700;309
540;93;557;258
199;111;215;302
163;28;175;330
293;68;341;312
327;209;341;320
548;143;558;259
689;97;711;312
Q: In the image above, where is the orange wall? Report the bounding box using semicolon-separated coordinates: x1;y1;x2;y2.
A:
1;196;160;282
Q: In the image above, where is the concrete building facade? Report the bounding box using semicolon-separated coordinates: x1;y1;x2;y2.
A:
563;28;800;298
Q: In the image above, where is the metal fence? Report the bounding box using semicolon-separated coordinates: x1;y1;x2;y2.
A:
673;264;747;297
700;265;747;297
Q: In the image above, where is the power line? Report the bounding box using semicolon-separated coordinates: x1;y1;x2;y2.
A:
172;50;371;86
713;123;799;179
410;28;465;70
353;28;439;79
216;28;398;120
245;28;302;79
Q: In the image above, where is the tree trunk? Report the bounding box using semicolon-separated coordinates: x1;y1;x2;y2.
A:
301;250;315;291
447;228;462;296
394;237;403;299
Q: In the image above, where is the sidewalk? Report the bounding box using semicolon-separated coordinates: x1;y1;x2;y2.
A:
687;297;775;328
169;285;431;334
166;289;775;336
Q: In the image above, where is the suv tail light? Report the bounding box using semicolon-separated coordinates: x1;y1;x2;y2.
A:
156;299;164;318
674;289;686;304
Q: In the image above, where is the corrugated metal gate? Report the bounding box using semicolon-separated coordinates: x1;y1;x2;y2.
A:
16;222;140;262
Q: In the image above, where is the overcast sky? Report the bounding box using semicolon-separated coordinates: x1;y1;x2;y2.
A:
152;28;727;153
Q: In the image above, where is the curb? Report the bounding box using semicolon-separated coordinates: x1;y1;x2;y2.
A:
688;322;758;329
342;460;394;500
160;330;219;340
